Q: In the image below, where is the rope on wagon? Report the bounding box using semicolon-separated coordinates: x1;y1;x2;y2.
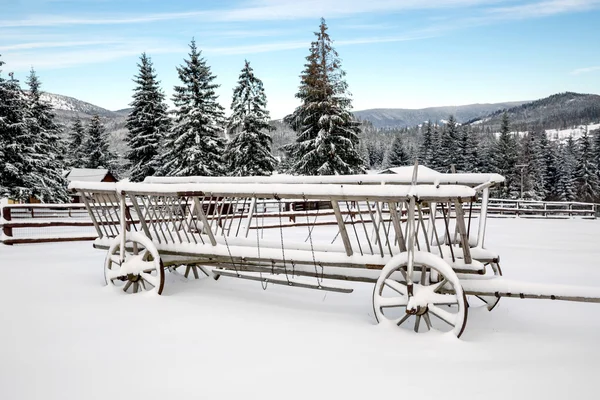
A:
303;195;322;287
276;196;291;285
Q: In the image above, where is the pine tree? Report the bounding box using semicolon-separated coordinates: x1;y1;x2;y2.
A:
492;113;519;198
556;136;577;201
125;53;171;182
160;39;226;176
25;69;69;202
284;18;364;175
593;128;600;182
67;118;87;167
225;60;276;176
84;115;113;169
457;125;479;172
384;135;410;168
430;123;442;171
0;59;35;202
439;115;460;171
575;128;600;202
419;121;436;168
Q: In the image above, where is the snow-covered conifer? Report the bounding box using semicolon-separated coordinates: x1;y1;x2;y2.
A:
0;59;35;201
84;115;113;169
67;118;87;167
284;18;364;175
225;60;276;176
575;128;599;202
125;53;171;182
160;39;226;176
492;113;519;197
25;69;69;202
384;135;410;168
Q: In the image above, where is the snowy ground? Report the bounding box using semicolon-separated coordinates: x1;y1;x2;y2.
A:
1;218;600;399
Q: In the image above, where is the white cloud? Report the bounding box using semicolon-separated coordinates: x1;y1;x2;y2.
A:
486;0;600;19
571;66;600;75
0;40;119;51
0;0;502;27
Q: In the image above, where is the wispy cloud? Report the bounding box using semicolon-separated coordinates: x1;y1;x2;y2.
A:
0;0;502;27
4;44;187;70
485;0;600;20
0;40;120;51
571;65;600;75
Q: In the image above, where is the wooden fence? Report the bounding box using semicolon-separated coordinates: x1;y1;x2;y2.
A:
487;199;599;219
0;203;97;245
1;198;598;245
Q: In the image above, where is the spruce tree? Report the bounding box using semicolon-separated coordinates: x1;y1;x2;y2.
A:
593;128;600;182
439;115;460;171
384;135;410;168
419;121;436;168
575;129;599;202
125;53;170;182
556;136;578;201
284;18;364;175
160;39;226;176
25;69;69;202
492;113;519;198
225;60;276;176
0;59;35;201
430;123;441;171
67;118;87;167
84;115;113;169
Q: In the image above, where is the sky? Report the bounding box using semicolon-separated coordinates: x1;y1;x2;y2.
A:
1;0;600;119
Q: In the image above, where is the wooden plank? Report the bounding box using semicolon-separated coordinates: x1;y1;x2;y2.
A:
1;236;97;245
331;200;353;256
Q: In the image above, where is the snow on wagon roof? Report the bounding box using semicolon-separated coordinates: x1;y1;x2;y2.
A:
143;171;505;187
69;181;476;201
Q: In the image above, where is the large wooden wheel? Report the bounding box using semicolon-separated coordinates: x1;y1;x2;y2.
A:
373;251;468;338
474;259;502;311
104;232;165;295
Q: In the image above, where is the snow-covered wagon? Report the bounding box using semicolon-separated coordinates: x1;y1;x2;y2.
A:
69;169;600;338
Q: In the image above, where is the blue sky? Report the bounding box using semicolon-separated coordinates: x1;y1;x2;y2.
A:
1;0;600;119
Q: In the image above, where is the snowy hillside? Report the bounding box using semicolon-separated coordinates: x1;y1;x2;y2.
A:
354;101;526;129
40;92;118;117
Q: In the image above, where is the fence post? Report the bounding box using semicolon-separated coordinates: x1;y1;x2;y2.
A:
544;202;547;217
1;206;13;245
569;203;573;218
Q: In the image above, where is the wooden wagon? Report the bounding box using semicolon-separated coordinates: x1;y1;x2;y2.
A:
70;170;600;338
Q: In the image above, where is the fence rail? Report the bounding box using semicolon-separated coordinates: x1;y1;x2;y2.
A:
1;198;598;245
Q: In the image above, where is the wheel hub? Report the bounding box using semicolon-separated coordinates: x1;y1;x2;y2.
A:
126;273;141;282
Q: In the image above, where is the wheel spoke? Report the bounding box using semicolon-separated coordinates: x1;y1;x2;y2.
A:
109;255;122;265
395;313;411;326
106;268;125;281
428;304;457;327
133;282;139;293
139;272;159;288
384;279;407;295
184;265;191;278
431;278;449;293
414;315;421;332
123;280;132;292
429;292;459;305
423;313;432;330
377;296;408;308
139;279;147;291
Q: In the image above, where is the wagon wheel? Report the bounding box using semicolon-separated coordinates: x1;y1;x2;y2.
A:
104;232;165;295
170;264;210;280
373;251;468;338
474;259;502;311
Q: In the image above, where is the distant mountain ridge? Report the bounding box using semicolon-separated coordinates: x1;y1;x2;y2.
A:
40;93;120;119
353;101;527;128
466;92;600;132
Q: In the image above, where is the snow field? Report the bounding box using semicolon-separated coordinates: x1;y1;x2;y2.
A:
1;218;600;399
